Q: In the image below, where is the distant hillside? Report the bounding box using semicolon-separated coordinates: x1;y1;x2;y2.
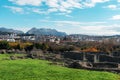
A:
0;27;24;34
69;34;120;38
26;28;67;36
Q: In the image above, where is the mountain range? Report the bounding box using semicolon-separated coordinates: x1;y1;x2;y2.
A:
0;27;24;34
0;27;67;36
0;27;120;37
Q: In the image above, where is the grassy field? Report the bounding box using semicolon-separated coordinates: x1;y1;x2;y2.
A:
0;54;120;80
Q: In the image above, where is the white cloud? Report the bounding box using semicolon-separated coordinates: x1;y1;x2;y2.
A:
118;0;120;2
9;0;43;6
83;0;109;7
104;4;120;10
111;15;120;20
32;8;46;14
39;20;81;25
64;15;73;18
45;0;82;13
91;0;109;3
55;22;120;35
4;5;24;13
8;0;110;14
45;0;59;8
31;8;58;14
80;25;120;35
40;20;106;25
48;8;58;13
107;5;117;9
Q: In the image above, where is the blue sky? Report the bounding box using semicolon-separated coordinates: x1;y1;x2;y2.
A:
0;0;120;35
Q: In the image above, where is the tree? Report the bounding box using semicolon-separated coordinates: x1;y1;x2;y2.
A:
15;44;21;50
0;41;10;49
24;44;34;58
24;44;33;54
34;43;42;49
41;43;49;51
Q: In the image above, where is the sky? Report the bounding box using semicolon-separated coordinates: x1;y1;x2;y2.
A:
0;0;120;35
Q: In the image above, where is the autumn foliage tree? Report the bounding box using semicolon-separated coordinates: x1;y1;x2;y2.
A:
82;47;99;52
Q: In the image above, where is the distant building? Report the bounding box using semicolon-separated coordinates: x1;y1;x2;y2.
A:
7;38;15;42
0;33;18;42
45;36;60;44
20;34;36;41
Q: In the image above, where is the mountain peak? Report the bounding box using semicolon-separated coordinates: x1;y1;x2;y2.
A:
27;28;67;36
31;27;37;30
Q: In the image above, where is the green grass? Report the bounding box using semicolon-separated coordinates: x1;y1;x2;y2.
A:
0;53;26;60
0;54;119;80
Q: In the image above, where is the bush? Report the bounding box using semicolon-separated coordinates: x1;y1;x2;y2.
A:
0;41;10;49
24;44;34;54
34;43;42;49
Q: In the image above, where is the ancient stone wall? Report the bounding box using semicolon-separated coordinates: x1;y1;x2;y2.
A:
92;62;119;68
63;52;84;60
99;54;120;63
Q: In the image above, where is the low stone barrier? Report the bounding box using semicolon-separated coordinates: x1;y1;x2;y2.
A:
99;54;120;63
92;62;119;68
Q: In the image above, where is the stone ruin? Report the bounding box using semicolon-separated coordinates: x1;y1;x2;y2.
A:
62;51;120;73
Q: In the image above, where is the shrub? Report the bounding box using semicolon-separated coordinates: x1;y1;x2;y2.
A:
0;41;10;49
